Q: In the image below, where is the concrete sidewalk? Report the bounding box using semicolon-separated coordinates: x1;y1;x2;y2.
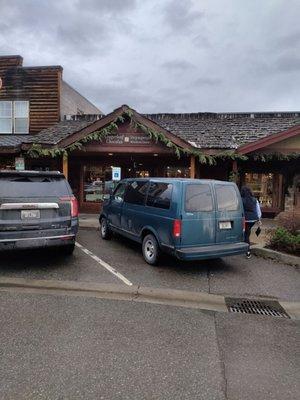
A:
250;218;278;247
79;213;99;229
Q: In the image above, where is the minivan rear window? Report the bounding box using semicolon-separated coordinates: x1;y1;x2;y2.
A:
146;182;172;210
124;180;148;205
185;184;213;212
215;185;239;211
0;176;70;197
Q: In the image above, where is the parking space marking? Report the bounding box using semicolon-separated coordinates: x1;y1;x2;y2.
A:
75;242;133;286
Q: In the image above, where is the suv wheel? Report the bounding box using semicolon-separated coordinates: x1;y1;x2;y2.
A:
100;218;111;240
142;234;160;265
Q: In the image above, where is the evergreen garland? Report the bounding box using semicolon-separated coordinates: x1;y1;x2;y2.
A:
26;108;300;165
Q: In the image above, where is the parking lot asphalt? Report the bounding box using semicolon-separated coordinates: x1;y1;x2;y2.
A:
0;227;299;301
0;290;299;400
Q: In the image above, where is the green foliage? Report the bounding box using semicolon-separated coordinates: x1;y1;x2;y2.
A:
27;107;299;166
275;211;300;235
268;227;300;256
252;152;300;162
215;151;248;162
228;170;240;183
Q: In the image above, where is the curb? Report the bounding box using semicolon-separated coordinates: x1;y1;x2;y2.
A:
0;277;227;313
79;222;99;230
252;245;300;266
0;277;299;318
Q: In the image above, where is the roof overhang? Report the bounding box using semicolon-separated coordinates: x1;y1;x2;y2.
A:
237;124;300;154
57;104;193;151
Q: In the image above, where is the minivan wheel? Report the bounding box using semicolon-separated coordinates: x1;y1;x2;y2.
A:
100;218;111;240
142;234;160;265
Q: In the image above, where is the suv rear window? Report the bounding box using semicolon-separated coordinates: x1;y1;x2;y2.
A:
0;176;70;197
185;184;213;212
124;180;148;205
215;184;239;211
146;182;172;210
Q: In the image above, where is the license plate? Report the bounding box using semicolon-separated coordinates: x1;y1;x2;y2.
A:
219;221;231;229
21;210;41;220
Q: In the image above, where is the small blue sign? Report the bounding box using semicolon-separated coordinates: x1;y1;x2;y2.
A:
112;167;121;181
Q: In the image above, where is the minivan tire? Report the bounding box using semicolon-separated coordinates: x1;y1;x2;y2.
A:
61;244;75;256
100;217;111;240
142;234;160;265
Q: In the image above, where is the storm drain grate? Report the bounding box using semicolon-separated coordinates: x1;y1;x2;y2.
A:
225;298;290;318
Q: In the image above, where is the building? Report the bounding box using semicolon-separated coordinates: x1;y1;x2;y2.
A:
0;54;102;169
0;55;299;215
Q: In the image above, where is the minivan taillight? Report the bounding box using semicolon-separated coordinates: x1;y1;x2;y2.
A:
242;217;246;232
60;196;79;217
173;219;181;238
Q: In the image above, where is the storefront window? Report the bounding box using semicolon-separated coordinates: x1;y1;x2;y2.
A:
0;157;14;170
164;166;190;178
83;165;114;202
244;173;274;208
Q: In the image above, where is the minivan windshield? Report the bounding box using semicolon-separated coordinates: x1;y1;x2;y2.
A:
0;176;70;197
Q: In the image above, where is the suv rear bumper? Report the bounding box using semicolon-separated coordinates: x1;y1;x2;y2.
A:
175;242;249;260
0;234;76;251
0;221;78;252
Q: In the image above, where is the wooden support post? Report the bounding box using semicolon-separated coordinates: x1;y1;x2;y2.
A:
231;160;238;184
62;155;68;179
232;160;238;173
190;155;196;179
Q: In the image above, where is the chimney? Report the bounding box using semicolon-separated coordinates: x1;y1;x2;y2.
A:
0;55;23;68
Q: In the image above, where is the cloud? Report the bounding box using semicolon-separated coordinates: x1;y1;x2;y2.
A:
0;0;299;113
163;0;203;33
193;77;221;86
161;60;196;71
275;55;300;72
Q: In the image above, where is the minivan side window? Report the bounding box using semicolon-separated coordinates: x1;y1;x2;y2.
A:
113;183;126;201
146;182;173;210
215;185;239;211
124;180;148;205
185;184;213;212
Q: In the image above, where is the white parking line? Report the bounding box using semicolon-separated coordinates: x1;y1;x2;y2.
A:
75;242;133;286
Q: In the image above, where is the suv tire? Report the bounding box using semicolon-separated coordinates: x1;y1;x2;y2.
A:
61;244;75;256
142;234;160;265
100;217;111;240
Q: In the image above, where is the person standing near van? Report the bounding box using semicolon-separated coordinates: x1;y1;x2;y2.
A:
240;186;260;258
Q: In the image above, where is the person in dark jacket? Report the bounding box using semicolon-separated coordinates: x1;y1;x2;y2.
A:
241;186;259;258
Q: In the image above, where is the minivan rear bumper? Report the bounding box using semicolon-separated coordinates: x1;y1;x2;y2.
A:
175;242;249;260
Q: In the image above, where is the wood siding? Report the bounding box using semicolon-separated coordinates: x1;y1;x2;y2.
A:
0;56;61;134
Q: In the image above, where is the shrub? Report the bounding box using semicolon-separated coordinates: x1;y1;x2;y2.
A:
275;211;300;234
268;227;300;256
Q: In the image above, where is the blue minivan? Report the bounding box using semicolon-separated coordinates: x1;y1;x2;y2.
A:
99;178;249;265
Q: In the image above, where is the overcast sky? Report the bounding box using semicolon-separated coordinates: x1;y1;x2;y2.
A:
1;0;300;113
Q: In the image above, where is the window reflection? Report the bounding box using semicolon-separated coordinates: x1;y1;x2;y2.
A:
244;173;274;208
83;165;114;202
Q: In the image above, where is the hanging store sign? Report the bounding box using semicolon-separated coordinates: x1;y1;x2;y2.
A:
15;157;25;171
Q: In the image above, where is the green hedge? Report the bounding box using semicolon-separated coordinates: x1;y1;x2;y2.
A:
268;227;300;256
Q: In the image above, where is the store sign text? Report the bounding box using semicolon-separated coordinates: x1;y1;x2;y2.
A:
105;134;152;145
